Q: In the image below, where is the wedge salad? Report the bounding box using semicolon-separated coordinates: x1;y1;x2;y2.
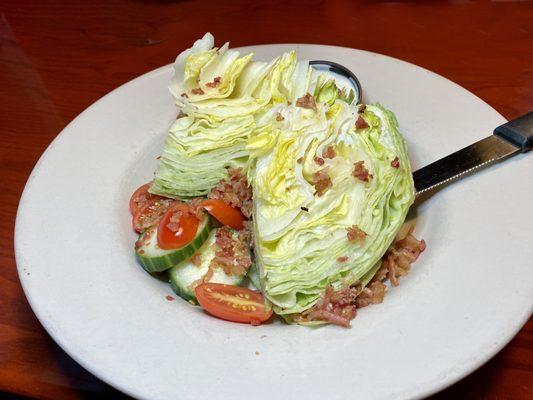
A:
130;33;425;327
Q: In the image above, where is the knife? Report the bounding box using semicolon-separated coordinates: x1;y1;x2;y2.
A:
413;111;533;195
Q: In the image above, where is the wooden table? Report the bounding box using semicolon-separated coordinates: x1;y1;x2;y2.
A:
1;1;531;399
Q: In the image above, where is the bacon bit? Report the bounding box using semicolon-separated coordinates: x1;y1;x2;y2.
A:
156;156;161;160
313;156;325;166
181;92;189;98
355;281;387;308
167;209;184;233
138;250;145;254
191;88;204;95
337;256;349;263
313;169;332;197
391;156;400;169
301;206;309;212
136;199;175;232
208;167;253;218
355;115;369;129
352;161;371;182
210;226;252;276
276;112;284;121
323;146;336;159
358;104;366;114
191;253;202;267
295;93;317;111
242;220;254;250
206;76;222;88
296;157;303;164
347;225;367;242
377;234;426;287
165;295;175;301
188;197;205;219
300;285;359;327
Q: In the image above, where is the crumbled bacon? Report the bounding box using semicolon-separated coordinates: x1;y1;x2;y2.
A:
378;233;426;287
355;115;369;129
296;157;303;164
295;93;317;111
276;112;284;121
181;93;189;98
323;146;336;159
242;220;254;249
352;161;371;182
347;225;367;242
313;156;325;166
337;256;349;263
188;197;205;219
313;169;332;196
355;281;387;308
166;209;184;232
206;76;221;88
210;226;252;276
358;104;366;114
208;167;253;218
300;285;359;327
391;156;400;169
165;295;175;301
134;199;175;233
191;88;204;95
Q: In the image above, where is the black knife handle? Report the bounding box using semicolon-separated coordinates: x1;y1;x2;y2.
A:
493;111;533;152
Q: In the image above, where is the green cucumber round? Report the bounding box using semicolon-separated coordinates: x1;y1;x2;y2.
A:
169;228;247;302
135;215;212;273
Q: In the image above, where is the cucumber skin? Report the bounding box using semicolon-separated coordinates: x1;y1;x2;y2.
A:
170;279;196;302
136;217;212;273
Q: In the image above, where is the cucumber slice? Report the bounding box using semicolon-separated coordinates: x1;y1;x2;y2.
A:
169;228;247;302
135;215;212;273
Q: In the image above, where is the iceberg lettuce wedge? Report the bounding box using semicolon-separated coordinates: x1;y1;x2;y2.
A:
250;102;415;316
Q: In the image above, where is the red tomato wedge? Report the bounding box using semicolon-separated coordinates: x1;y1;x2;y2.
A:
129;182;162;215
202;199;245;230
132;198;174;233
157;204;200;250
195;283;273;325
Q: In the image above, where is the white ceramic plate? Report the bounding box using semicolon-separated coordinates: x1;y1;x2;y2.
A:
15;44;533;400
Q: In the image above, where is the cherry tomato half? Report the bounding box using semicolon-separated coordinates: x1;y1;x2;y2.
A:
129;182;163;215
202;199;245;230
157;204;200;250
132;198;174;233
195;283;273;325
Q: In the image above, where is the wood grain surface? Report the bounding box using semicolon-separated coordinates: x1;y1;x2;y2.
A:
1;1;532;399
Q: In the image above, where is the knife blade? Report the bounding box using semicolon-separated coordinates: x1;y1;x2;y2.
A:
413;111;533;195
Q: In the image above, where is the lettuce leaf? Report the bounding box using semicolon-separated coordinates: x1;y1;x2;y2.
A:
152;34;323;198
251;102;415;316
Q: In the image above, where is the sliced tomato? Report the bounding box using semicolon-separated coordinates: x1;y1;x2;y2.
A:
195;283;273;325
129;182;163;215
157;204;200;250
132;198;174;233
202;199;245;230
